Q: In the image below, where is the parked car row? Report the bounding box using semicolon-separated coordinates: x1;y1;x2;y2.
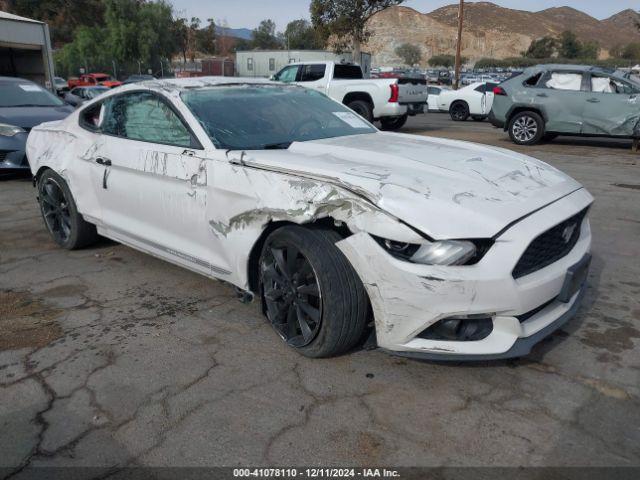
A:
4;63;637;177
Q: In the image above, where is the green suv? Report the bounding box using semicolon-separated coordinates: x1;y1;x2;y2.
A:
489;65;640;146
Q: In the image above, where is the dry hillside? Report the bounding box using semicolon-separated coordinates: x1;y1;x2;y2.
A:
365;2;640;66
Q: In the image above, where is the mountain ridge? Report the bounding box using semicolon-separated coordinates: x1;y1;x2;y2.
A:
364;3;640;65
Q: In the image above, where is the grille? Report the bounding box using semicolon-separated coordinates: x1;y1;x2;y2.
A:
0;150;14;162
513;208;588;279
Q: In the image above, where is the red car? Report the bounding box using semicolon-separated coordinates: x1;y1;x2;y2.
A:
67;73;122;89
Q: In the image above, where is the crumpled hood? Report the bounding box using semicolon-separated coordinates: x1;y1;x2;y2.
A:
242;132;583;239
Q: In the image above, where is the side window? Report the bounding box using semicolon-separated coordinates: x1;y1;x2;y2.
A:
269;58;276;71
274;65;299;83
427;87;440;95
474;84;487;93
101;92;193;148
542;72;583;91
80;102;103;131
524;72;543;87
591;75;639;94
299;64;326;82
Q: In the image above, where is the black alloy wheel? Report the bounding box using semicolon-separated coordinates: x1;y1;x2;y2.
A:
258;226;369;358
450;101;470;121
261;239;323;348
39;176;72;245
37;169;99;249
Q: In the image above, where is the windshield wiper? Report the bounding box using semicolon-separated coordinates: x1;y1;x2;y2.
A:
6;104;57;107
263;142;292;150
225;142;292;152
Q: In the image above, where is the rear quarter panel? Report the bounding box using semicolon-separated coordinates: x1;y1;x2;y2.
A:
27;114;103;223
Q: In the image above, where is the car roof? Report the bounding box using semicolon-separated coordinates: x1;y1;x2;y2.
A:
525;64;613;74
132;76;277;90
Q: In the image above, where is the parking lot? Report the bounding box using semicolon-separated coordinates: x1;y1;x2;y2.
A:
1;113;639;473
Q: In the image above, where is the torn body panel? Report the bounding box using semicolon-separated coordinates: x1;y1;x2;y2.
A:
337;188;592;356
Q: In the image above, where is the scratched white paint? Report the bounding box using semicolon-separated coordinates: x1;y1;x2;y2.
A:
26;77;593;358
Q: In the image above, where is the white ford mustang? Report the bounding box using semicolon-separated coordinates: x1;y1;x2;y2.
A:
26;77;593;360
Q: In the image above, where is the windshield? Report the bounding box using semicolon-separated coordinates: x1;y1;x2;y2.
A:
181;85;376;150
0;80;65;107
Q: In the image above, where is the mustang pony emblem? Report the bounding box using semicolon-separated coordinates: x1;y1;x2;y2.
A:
562;223;578;243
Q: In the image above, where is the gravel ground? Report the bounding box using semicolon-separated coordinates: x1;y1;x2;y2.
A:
1;113;639;475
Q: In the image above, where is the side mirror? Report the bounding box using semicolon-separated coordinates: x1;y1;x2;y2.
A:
269;75;276;81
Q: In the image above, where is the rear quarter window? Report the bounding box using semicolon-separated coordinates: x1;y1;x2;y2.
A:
333;65;363;80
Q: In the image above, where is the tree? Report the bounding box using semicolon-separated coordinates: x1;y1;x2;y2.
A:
395;43;421;66
622;42;640;60
54;0;180;78
252;19;282;49
580;41;600;59
284;19;325;50
428;54;466;68
172;17;189;63
5;0;105;46
310;0;405;60
197;18;217;55
609;44;625;58
559;31;582;59
525;36;557;59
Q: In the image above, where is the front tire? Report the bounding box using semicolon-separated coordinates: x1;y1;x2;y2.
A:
37;169;99;250
379;114;408;131
259;226;368;358
508;111;545;146
449;101;470;121
346;100;373;123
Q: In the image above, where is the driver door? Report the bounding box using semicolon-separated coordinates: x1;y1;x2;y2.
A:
87;91;228;276
273;65;300;83
582;74;640;136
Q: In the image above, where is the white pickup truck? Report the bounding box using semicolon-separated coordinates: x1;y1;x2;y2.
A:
273;61;428;131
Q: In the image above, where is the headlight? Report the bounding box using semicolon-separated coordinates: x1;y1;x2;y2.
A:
410;240;476;266
374;236;480;266
0;123;26;137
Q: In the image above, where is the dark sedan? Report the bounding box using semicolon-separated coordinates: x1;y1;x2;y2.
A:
0;76;74;171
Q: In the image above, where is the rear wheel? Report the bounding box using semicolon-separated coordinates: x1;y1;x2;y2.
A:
259;226;368;358
37;170;99;250
346;100;373;123
508;111;545;146
449;101;470;121
379;114;408;131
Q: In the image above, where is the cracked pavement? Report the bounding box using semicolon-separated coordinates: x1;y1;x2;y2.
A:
1;114;639;475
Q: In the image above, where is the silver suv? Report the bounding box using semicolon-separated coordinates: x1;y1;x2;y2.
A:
489;65;640;145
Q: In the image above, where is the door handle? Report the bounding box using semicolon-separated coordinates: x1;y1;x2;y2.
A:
96;157;112;166
586;98;600;103
536;93;548;98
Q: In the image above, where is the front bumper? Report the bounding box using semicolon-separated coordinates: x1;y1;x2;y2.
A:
337;188;593;360
0;132;29;170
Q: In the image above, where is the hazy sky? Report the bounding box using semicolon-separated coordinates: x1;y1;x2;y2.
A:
170;0;639;30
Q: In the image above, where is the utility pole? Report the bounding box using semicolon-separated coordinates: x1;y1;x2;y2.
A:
454;0;464;90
